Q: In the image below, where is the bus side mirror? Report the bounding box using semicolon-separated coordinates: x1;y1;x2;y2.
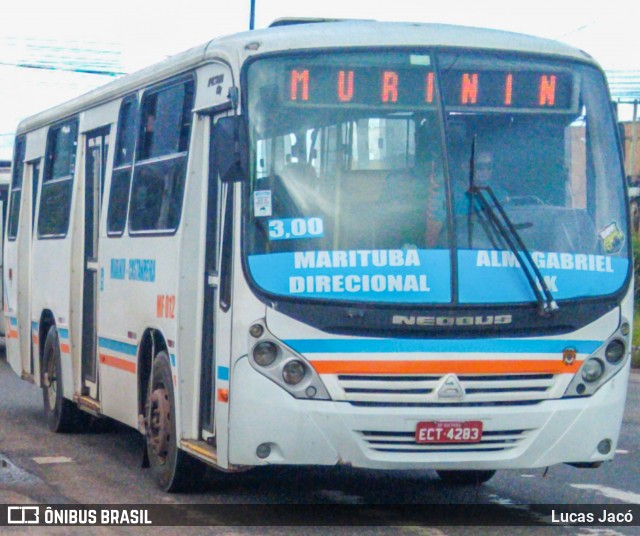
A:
213;116;248;182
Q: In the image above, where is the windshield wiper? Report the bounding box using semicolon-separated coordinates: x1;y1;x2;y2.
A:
467;140;559;317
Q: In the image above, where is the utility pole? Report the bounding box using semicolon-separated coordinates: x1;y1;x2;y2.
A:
250;0;256;30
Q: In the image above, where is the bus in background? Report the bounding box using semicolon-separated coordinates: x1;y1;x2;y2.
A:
4;20;632;491
0;160;10;336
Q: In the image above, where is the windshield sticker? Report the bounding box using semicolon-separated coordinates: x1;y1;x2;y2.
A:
253;190;272;217
598;222;625;254
458;249;628;303
248;249;451;303
268;217;324;241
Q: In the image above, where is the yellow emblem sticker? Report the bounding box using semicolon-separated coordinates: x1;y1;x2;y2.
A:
598;222;624;254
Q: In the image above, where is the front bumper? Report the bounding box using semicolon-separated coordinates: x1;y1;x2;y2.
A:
228;358;629;470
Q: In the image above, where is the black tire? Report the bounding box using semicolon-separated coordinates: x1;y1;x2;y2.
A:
436;469;496;486
42;326;85;433
146;351;202;492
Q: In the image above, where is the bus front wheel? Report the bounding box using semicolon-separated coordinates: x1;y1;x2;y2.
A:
146;351;200;492
436;470;496;485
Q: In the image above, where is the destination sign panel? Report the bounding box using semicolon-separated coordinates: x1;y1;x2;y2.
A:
284;65;573;111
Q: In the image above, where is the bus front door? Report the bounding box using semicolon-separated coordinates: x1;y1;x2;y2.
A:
199;116;223;438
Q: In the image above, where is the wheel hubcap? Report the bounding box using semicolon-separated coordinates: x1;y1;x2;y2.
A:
148;386;171;464
45;359;57;410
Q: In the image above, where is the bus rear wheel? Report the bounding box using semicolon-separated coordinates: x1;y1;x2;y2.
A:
42;326;85;433
146;351;201;492
436;470;496;485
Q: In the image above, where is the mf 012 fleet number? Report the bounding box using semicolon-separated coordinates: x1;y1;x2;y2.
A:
415;421;483;444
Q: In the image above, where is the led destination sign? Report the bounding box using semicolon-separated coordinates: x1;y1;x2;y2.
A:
285;66;573;111
440;70;573;110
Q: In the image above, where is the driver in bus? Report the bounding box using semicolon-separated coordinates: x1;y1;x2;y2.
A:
453;149;509;215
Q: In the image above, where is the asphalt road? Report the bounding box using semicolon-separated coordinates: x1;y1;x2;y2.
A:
1;348;639;535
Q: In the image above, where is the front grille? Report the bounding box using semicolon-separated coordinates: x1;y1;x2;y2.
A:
335;373;557;405
359;428;532;453
347;400;542;408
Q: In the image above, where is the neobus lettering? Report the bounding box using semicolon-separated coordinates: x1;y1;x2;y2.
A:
392;315;513;326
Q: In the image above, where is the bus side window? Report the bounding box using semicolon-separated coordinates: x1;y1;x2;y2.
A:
107;95;138;236
128;77;194;234
7;136;25;241
38;120;78;238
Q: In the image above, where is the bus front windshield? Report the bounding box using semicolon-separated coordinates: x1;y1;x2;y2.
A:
245;50;629;306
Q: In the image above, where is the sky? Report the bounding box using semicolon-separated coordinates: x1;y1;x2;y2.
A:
1;0;640;160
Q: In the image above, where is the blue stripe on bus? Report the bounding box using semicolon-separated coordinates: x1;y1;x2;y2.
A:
9;317;17;327
31;321;38;330
98;337;138;356
283;338;602;355
217;366;229;381
170;354;176;366
58;328;70;339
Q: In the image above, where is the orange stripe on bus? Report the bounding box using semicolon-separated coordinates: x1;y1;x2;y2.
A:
8;329;18;339
32;335;39;345
60;343;70;354
99;353;137;373
310;359;581;375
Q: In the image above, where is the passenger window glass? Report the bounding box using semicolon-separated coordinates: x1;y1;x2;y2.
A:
50;124;75;180
115;97;137;167
38;121;77;238
129;78;194;234
139;83;192;160
107;95;138;235
7;136;26;241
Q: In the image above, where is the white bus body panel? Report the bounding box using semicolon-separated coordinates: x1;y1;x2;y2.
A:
32;231;74;397
5;127;46;379
99;233;179;427
97;62;235;431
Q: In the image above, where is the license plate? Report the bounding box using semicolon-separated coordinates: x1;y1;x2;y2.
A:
415;421;483;444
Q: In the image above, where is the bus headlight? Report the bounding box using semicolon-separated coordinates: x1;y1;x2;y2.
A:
247;321;330;400
253;341;279;366
563;321;631;398
282;360;306;385
581;358;604;383
604;340;625;364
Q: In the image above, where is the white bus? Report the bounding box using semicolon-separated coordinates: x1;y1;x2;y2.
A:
4;20;632;491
